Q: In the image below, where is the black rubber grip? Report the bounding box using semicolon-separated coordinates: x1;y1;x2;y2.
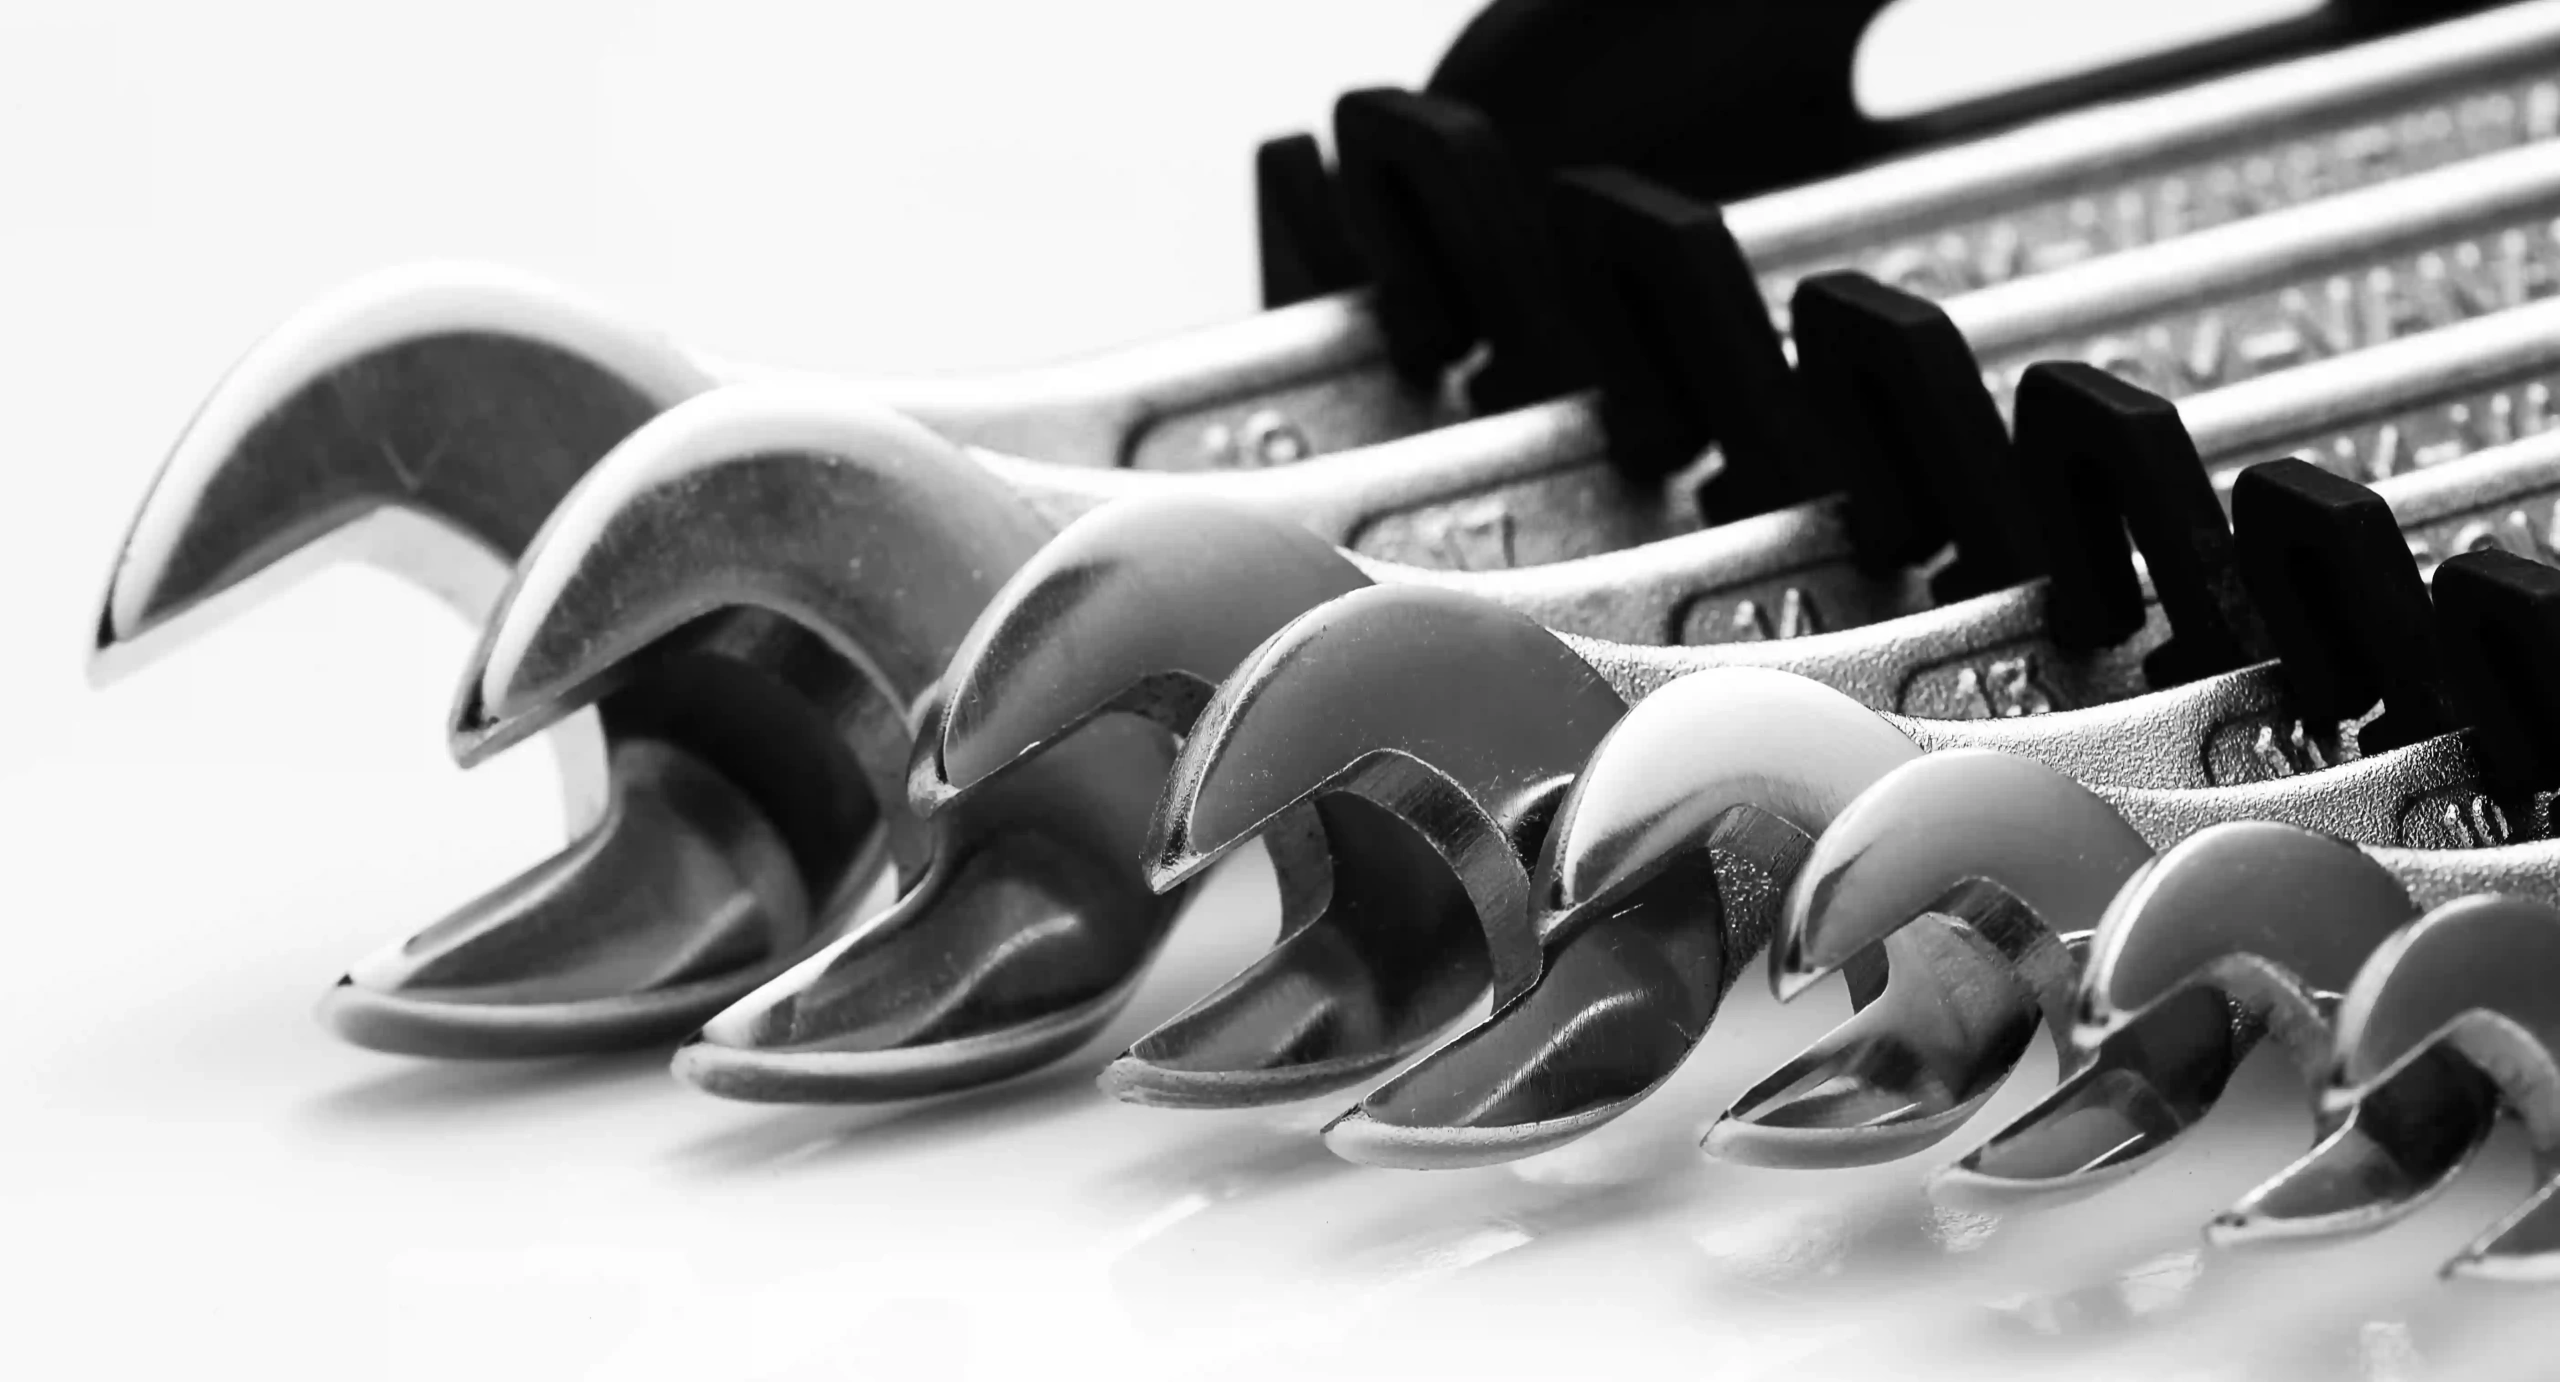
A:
2233;458;2455;751
2433;548;2560;798
2010;362;2272;684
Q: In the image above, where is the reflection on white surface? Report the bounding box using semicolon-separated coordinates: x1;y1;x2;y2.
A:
24;603;2560;1376
7;1;2559;1377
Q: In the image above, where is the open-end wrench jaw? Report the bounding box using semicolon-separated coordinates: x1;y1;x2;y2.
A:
1326;669;1928;1169
1724;447;2496;1173
92;263;713;683
2328;895;2560;1282
1103;585;1623;1110
1711;748;2140;1169
1536;669;1925;929
680;710;1179;1103
394;384;1184;1087
1323;437;2560;1168
322;735;812;1057
1948;821;2494;1240
447;386;1049;765
1320;848;1726;1168
908;494;1374;817
84;265;857;1060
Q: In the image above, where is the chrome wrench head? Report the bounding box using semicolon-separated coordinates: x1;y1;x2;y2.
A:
439;383;1183;1089
1712;747;2144;1168
88;265;792;1056
1108;584;1627;1109
909;493;1373;814
1326;668;1930;1169
683;711;1179;1103
327;728;820;1057
1945;820;2495;1242
94;263;711;675
2328;893;2560;1282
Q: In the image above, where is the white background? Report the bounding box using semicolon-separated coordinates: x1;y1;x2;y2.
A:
4;1;2552;1377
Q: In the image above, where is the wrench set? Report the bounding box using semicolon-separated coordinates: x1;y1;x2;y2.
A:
94;0;2560;1287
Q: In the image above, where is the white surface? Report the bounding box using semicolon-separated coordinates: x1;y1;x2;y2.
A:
2;2;2552;1377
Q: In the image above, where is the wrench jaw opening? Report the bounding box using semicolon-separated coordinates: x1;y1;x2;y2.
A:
93;264;712;688
373;383;1192;1085
1329;668;1940;1168
1954;821;2493;1237
2327;895;2560;1282
82;266;790;1062
1933;982;2246;1213
319;735;814;1057
1725;749;2150;1169
2213;1048;2500;1249
1320;849;1726;1170
679;712;1183;1104
1537;669;1927;931
1105;788;1501;1110
1933;833;2273;1211
1105;586;1624;1110
1717;914;2051;1169
910;495;1373;817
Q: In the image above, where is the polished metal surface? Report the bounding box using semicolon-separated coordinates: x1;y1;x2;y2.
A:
1730;0;2560;321
445;386;1189;1097
1119;585;1627;1107
986;394;1705;584
2329;894;2560;1281
1951;138;2560;410
881;287;1459;473
1744;732;2560;1266
431;382;1701;1089
90;266;712;833
1723;749;2148;1168
107;3;2560;1158
116;83;2560;1077
1732;731;2506;1163
868;274;2560;1124
1957;823;2495;1251
80;3;2560;1365
924;151;2560;796
1327;668;1915;1167
1766;756;2498;1224
2183;288;2560;489
1298;390;2560;1166
1570;303;2560;719
84;260;1437;692
1377;410;2560;1168
1317;665;2406;1170
87;262;1457;1061
1080;338;2560;1142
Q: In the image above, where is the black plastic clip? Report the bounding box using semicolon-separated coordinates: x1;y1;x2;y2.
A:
1332;87;1590;413
1542;167;1831;513
1425;0;2502;210
1788;272;2034;591
1254;133;1366;310
2009;362;2272;687
2231;458;2456;753
2433;548;2560;803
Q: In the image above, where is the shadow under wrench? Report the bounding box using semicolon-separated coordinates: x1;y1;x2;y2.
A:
1104;1141;1759;1348
1090;1114;1354;1220
1721;1057;2302;1378
1093;958;2043;1355
1774;1075;2543;1379
1279;1061;2286;1372
298;1049;674;1129
1331;1155;1996;1363
662;1061;1104;1178
1976;1122;2544;1382
660;851;1295;1181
